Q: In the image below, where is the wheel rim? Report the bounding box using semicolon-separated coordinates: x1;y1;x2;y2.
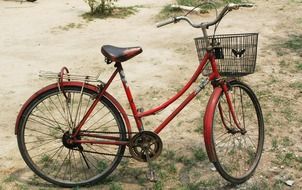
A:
19;88;124;185
212;84;262;180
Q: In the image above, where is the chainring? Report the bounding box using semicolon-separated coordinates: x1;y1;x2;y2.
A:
129;131;163;162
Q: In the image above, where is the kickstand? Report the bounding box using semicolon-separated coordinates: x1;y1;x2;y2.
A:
145;152;157;182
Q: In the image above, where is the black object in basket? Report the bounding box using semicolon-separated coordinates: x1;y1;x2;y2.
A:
195;33;258;77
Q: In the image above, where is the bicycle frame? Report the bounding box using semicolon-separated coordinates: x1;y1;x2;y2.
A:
69;50;241;146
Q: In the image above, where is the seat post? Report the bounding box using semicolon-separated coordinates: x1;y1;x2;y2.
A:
115;62;144;131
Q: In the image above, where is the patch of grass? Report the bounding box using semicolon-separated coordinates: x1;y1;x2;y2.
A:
289;81;302;90
247;180;270;190
282;35;302;51
154;180;164;190
162;150;176;160
3;175;17;183
296;62;302;70
281;136;293;147
281;106;295;121
193;148;207;161
176;0;203;7
58;23;83;31
271;137;278;151
273;179;285;189
275;151;296;166
16;184;29;190
158;0;247;20
157;5;182;21
82;6;137;20
176;155;195;167
276;35;302;56
109;182;123;190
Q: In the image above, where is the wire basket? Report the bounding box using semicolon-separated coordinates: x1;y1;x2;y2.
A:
195;33;258;77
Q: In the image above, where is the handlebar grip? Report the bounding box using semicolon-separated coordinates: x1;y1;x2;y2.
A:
228;3;254;10
239;3;254;8
156;17;176;28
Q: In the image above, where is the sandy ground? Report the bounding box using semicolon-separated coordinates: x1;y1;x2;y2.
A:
0;0;302;189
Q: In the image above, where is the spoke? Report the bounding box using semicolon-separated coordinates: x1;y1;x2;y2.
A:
215;133;232;146
79;150;89;180
27;138;61;151
84;105;106;126
86;144;112;162
31;144;64;159
82;97;92;122
25;137;58;144
90;118;116;132
55;149;70;178
85;111;111;131
30;114;66;132
48;96;69;127
39;145;64;174
81;151;99;172
25;127;61;139
57;94;72;131
41;101;64;132
74;87;85;128
244;134;257;150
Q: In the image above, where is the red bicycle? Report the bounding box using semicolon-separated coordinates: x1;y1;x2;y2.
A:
15;3;264;187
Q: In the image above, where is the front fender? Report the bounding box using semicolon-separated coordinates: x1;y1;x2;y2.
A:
15;82;132;136
203;86;223;162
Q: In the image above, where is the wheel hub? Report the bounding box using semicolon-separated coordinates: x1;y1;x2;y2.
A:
62;131;81;149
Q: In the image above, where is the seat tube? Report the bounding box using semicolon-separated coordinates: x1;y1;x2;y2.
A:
115;63;143;130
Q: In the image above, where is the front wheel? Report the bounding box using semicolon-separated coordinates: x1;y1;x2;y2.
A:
210;80;264;184
17;86;126;187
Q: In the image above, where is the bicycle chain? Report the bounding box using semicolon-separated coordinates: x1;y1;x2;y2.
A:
77;130;138;158
81;130;138;135
74;149;133;158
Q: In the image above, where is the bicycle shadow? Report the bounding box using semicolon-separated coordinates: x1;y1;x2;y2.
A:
8;166;249;189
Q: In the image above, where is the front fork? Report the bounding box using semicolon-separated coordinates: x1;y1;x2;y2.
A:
215;79;246;134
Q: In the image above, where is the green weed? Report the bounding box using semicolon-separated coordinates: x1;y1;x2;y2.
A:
282;35;302;51
3;175;17;183
109;182;123;190
193;148;207;161
58;23;83;31
271;137;278;150
82;6;137;20
275;151;296;166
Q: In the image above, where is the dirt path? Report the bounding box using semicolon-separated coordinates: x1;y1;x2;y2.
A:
0;0;301;189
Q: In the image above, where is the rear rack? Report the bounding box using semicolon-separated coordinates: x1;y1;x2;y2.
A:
39;67;102;100
39;71;100;82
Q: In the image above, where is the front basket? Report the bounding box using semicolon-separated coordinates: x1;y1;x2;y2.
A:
195;33;258;77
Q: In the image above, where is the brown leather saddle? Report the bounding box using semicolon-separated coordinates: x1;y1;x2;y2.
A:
101;45;142;64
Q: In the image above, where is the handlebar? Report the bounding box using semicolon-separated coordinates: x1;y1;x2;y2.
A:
156;3;254;28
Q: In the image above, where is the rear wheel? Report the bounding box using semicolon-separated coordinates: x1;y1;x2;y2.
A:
17;86;126;187
211;80;264;184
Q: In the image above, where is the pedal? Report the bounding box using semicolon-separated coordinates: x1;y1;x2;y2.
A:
146;168;157;182
145;149;158;182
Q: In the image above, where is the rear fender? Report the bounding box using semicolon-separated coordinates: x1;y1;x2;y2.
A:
15;82;132;136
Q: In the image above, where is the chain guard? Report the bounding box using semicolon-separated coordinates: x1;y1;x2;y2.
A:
129;131;163;162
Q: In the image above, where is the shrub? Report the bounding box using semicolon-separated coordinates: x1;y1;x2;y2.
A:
84;0;117;15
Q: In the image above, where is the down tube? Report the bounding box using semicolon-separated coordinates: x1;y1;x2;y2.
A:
154;90;198;134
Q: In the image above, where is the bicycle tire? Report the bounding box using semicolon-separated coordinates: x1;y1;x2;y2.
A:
210;80;264;184
17;86;126;187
